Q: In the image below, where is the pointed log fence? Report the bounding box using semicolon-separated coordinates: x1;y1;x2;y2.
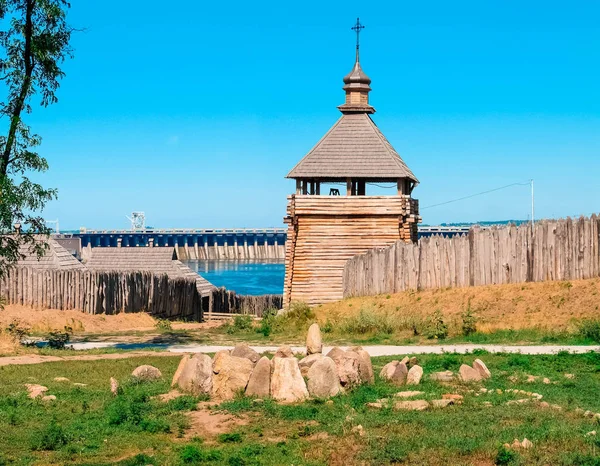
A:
0;269;203;321
343;216;600;297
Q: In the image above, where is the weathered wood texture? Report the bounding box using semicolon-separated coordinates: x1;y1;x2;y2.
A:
284;195;419;305
175;243;285;261
343;216;600;297
208;288;283;318
0;268;203;320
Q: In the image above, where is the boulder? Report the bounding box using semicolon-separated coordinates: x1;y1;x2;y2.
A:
431;399;454;408
442;394;464;403
274;345;294;359
231;343;260;364
245;356;271;398
400;356;410;366
380;361;400;380
366;402;383;409
110;377;119;396
42;395;57;402
459;364;483;382
332;350;361;387
173;353;213;395
307;356;341;398
394;400;429;411
521;438;533;449
306;323;322;355
298;353;324;377
271;357;308;403
430;371;454;382
473;359;491;379
380;361;408;386
25;384;48;399
408;357;418;368
406;365;423;385
131;365;162;381
212;353;254;400
212;350;231;374
326;346;345;361
355;349;375;384
53;377;70;383
172;355;188;386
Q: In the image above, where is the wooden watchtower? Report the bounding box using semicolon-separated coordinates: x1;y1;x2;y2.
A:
283;20;420;306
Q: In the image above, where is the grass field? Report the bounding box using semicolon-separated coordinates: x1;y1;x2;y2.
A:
1;352;600;465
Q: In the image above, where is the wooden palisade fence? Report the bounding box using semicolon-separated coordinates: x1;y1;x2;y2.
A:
0;268;203;321
209;288;283;318
343;216;600;297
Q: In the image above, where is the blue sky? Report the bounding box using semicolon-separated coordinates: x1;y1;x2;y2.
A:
22;1;600;230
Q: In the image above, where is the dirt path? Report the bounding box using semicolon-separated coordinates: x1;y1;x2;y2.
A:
0;351;181;367
1;344;598;367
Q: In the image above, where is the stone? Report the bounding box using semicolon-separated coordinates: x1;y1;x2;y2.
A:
212;350;231;374
431;399;454;408
585;410;595;418
274;345;294;359
408;357;418;368
25;384;48;399
521;438;533;449
511;439;522;449
174;353;213;396
306;323;322;355
564;373;575;380
231;343;260;364
380;361;400;380
394;391;424;398
473;359;491;379
406;365;423;385
53;377;70;383
298;353;323;377
394;400;429;411
459;364;483;382
307;356;341;399
270;357;308;403
594;413;600;421
172;355;189;386
442;394;464;403
131;365;162;381
539;401;550;408
326;346;345;361
245;356;271;398
430;371;454;382
212;354;254;400
483;401;493;407
380;361;408;386
329;350;361;388
110;377;119;396
42;395;57;402
543;377;551;384
586;431;597;437
351;425;365;437
526;375;538;383
366;402;383;409
355;349;375;384
400;356;410;366
73;383;87;387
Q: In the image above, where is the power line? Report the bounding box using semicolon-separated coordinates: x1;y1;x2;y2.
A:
422;181;532;210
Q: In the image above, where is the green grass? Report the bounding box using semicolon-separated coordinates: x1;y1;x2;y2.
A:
1;352;600;464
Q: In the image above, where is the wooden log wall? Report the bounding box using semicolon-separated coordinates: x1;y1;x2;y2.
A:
208;288;283;318
0;268;203;321
343;216;600;297
283;195;419;306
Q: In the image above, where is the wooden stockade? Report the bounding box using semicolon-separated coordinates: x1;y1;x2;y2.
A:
208;288;283;319
0;268;203;321
343;216;600;297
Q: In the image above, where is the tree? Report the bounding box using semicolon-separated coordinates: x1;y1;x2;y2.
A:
0;0;73;277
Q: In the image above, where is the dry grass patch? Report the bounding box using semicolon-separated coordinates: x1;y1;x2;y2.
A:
317;278;600;335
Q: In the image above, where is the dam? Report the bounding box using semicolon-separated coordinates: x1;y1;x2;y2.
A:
75;228;288;261
71;226;468;261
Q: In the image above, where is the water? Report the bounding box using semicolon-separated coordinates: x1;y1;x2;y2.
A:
184;260;285;296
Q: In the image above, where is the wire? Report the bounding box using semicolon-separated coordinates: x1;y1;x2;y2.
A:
422;181;532;210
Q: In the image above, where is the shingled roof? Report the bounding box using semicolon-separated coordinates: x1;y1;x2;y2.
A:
286;113;418;182
16;238;85;270
84;247;215;295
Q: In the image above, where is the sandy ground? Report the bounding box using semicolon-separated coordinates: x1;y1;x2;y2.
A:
317;278;600;331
